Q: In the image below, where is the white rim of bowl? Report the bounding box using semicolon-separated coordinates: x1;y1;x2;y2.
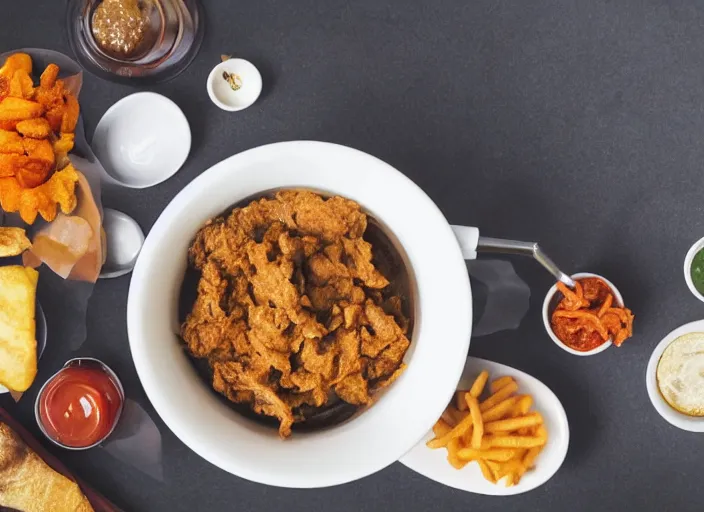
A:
206;59;262;112
683;236;704;302
92;92;191;189
542;272;622;356
645;320;704;432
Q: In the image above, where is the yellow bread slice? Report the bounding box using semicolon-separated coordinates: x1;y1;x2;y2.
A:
0;422;94;511
657;332;704;416
0;265;37;391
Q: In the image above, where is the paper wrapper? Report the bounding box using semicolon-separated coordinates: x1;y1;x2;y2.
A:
0;48;105;350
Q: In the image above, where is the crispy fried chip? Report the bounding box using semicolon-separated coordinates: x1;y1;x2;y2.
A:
0;97;44;124
15;118;51;139
0;227;31;257
0;163;79;224
0;53;32;80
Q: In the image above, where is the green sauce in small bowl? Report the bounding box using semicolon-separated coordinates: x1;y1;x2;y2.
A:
690;248;704;295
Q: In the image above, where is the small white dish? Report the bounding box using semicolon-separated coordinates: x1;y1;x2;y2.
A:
542;272;623;356
99;208;145;280
399;357;569;496
92;92;191;189
646;320;704;432
684;236;704;302
207;59;262;111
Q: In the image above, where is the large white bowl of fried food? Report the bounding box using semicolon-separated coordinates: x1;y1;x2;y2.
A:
127;141;475;488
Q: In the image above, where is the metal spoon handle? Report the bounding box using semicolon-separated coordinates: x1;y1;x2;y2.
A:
476;236;576;288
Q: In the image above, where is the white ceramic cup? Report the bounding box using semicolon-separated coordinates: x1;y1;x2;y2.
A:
127;141;496;488
542;272;624;356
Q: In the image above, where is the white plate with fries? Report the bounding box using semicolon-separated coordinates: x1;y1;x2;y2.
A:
399;357;569;495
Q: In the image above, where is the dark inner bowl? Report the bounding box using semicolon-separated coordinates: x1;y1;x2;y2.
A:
177;190;416;433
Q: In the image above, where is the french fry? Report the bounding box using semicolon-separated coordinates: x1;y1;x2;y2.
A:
485;460;502;482
432;419;452;438
522;446;543;469
457;448;517;462
489;376;514;394
477;459;496;484
482;396;519;423
534;424;548;443
429;368;549;489
479;434;509;450
486;435;547;448
462;423;474;446
485;412;543;433
469;370;489;398
464;395;484;449
480;381;519;412
447;438;468;469
456;390;468;411
511;395;533;417
426;412;474;449
441;406;463;427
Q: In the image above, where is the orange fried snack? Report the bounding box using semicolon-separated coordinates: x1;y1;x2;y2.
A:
551;278;634;351
0;53;80;224
0;163;79;224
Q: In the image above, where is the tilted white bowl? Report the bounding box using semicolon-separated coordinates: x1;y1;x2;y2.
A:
127;141;475;488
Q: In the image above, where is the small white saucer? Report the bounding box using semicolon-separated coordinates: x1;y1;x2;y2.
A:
646;320;704;432
99;208;145;279
92;92;191;189
542;272;623;356
207;59;262;111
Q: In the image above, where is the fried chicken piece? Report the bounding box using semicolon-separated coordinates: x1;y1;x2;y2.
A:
278;190;368;242
213;361;295;438
342;237;389;289
335;373;371;405
15;118;51;139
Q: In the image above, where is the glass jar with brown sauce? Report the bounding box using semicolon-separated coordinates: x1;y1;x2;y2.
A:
66;0;203;83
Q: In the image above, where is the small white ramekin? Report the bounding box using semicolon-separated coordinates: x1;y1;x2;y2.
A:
542;272;624;356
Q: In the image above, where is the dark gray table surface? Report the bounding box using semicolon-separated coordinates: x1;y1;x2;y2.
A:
3;0;704;510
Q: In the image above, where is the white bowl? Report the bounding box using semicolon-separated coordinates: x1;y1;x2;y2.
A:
207;59;262;111
542;272;623;356
683;236;704;302
127;141;473;488
400;357;569;495
646;320;704;432
92;92;191;188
